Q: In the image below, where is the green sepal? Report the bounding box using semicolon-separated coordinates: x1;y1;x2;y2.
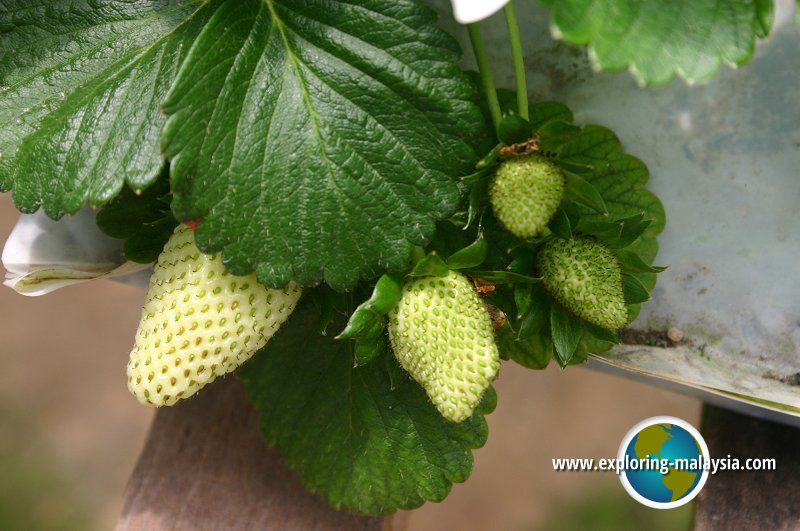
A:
122;218;180;264
313;286;345;336
446;238;488;270
354;338;385;367
409;252;450;278
517;284;550;338
622;273;651;304
613;213;653;249
337;273;403;339
550;303;584;367
470;271;541;284
507;247;537;274
564;172;608;215
575;219;622;242
575;214;652;250
476;144;502;169
498;115;533;146
363;274;404;315
353;318;387;367
95;190;168;239
567;340;589;366
496;324;552;370
584;321;620;343
467;176;490;229
514;283;534;316
548;208;573;240
615;250;667;274
461;165;496;186
95;169;177;263
561;201;583;230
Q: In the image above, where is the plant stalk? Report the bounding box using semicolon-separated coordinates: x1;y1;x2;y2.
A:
467;23;502;136
504;1;528;120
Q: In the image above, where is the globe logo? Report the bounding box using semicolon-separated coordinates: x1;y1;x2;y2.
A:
617;416;710;509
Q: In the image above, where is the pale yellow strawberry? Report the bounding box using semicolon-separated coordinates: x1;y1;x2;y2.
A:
490;154;565;238
388;271;499;422
127;225;301;406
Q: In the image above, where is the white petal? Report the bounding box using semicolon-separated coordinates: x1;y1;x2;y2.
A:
450;0;510;24
2;207;150;296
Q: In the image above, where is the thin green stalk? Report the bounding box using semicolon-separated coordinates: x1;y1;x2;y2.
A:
467;23;502;136
504;1;528;120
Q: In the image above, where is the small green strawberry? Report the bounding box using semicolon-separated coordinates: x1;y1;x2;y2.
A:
387;271;499;423
489;154;565;238
127;225;302;406
537;236;627;330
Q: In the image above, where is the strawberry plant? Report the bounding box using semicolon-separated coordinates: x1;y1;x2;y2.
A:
0;0;784;518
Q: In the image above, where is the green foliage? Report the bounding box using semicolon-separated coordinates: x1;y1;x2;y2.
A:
555;126;665;295
539;0;774;85
550;302;585;365
462;99;665;370
95;169;177;263
0;0;216;217
0;1;677;516
161;0;486;289
238;298;495;515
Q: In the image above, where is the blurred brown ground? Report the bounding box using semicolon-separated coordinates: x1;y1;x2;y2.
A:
0;194;699;530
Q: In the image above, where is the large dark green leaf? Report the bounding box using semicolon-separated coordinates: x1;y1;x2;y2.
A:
0;0;216;217
539;0;774;85
238;297;494;515
162;0;485;289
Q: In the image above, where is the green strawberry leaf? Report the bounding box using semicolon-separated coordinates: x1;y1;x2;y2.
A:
539;121;583;152
539;0;774;85
528;102;574;131
557;126;665;264
238;298;494;515
161;0;485;290
0;0;216;217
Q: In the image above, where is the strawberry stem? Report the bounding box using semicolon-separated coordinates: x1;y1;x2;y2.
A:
467;23;502;137
503;1;528;121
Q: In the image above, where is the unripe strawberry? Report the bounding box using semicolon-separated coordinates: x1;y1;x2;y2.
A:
387;271;499;423
489;154;565;238
127;225;301;406
537;237;627;330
